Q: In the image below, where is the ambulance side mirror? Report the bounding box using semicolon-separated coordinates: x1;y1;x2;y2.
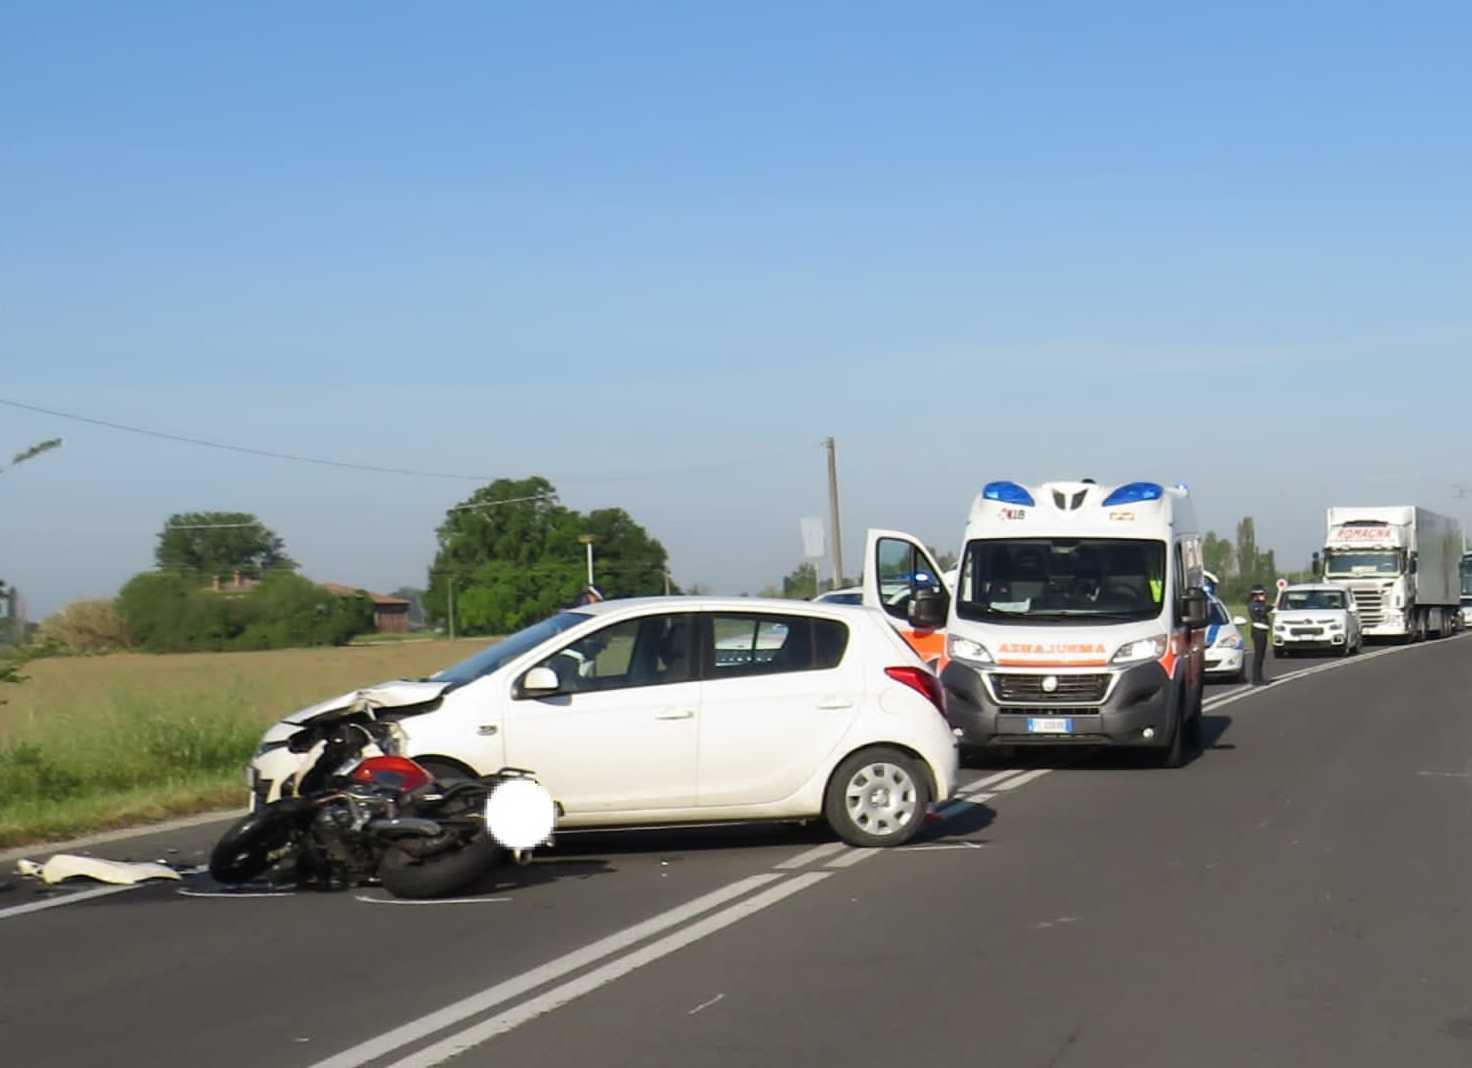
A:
908;587;949;631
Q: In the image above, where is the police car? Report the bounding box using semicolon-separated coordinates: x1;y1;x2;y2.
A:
1203;595;1248;681
1201;573;1247;682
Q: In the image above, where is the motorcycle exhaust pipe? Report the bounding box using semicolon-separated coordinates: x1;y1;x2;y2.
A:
366;817;443;839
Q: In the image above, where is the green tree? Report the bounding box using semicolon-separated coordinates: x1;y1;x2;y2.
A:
155;512;295;582
1202;532;1234;580
1235;517;1259;587
782;562;818;600
427;478;671;634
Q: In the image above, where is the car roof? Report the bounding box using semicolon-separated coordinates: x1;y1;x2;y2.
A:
571;595;873;618
1279;582;1348;592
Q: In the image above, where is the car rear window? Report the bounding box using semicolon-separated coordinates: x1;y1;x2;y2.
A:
705;614;849;677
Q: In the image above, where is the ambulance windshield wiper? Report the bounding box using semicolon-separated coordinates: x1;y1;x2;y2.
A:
1020;610;1144;622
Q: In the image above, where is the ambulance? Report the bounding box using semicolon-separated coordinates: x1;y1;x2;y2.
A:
861;479;1210;767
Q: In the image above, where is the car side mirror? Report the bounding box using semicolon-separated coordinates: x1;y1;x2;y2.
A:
1232;615;1248;626
1182;587;1208;630
518;666;561;698
907;587;949;631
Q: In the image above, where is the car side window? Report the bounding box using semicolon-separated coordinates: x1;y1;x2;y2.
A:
703;613;849;678
534;613;693;694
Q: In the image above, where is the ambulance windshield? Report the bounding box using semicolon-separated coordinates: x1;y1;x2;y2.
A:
956;538;1167;624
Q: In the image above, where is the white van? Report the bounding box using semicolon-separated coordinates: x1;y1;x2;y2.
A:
862;479;1210;767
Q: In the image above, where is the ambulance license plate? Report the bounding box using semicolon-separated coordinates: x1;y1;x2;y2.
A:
1027;717;1073;734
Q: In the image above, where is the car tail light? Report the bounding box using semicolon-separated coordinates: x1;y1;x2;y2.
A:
885;666;945;716
352;755;434;793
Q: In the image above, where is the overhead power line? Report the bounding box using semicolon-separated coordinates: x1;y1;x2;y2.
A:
0;397;498;482
0;396;804;484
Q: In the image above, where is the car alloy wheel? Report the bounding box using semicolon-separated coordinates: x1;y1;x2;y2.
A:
843;760;918;839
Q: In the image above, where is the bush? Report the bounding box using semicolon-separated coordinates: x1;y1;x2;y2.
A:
115;571;375;653
38;599;130;654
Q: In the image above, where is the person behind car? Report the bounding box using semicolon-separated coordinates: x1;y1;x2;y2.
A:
1248;584;1272;685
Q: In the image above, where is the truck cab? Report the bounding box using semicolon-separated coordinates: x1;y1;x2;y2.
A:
1322;507;1463;641
862;479;1209;768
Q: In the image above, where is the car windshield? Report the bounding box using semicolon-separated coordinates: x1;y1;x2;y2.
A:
1462;558;1472;596
431;612;590;689
1278;590;1346;611
956;538;1167;623
818;592;862;605
1325;551;1400;576
1208;600;1229;627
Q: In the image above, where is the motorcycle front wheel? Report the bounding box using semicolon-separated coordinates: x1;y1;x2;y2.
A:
209;807;296;884
377;833;498;899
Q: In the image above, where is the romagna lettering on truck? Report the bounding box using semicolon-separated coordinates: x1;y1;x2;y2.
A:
862;479;1209;767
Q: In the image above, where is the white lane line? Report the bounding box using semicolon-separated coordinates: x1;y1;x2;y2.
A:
773;841;849;870
960;769;1031;793
385;873;832;1068
897;842;985;852
825;848;879;869
308;873;782;1068
1203;684;1249;707
179;888;297;899
993;768;1051;791
1;866;208;920
0;882;143;919
687;993;726;1016
355;895;511;906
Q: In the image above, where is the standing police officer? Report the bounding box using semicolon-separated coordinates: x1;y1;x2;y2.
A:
1248;584;1272;685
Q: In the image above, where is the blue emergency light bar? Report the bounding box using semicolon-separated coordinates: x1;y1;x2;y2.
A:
981;481;1036;506
1101;481;1165;506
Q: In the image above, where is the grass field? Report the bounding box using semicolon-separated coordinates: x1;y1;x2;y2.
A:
0;638;491;848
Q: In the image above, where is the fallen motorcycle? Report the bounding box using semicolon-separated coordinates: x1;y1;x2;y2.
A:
209;711;555;899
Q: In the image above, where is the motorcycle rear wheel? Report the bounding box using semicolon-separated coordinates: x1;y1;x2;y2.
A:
378;833;498;899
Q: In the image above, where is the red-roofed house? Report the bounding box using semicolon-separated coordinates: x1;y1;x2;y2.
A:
320;583;412;633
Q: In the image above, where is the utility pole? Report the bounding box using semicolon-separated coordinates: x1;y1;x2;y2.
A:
663;568;672;596
447;576;456;641
823;436;844;591
578;534;596;586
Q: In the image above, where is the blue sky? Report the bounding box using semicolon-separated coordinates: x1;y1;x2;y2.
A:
3;3;1470;616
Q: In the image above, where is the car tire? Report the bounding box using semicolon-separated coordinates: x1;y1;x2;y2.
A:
378;832;498;899
1185;700;1204;753
1152;702;1188;769
825;747;932;848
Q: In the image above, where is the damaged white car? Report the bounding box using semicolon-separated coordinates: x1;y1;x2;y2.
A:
250;597;958;847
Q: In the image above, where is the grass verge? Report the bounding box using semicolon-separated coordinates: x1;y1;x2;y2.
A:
0;692;259;849
0;638;492;848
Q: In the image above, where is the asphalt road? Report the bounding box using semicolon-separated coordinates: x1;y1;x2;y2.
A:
5;636;1470;1068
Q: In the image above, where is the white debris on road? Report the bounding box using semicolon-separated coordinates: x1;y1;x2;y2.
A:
16;854;183;886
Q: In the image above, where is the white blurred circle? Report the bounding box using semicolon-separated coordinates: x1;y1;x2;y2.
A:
484;778;556;850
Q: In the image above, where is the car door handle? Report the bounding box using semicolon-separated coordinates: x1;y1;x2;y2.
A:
478;725;498;736
816;698;855;710
654;709;695;721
